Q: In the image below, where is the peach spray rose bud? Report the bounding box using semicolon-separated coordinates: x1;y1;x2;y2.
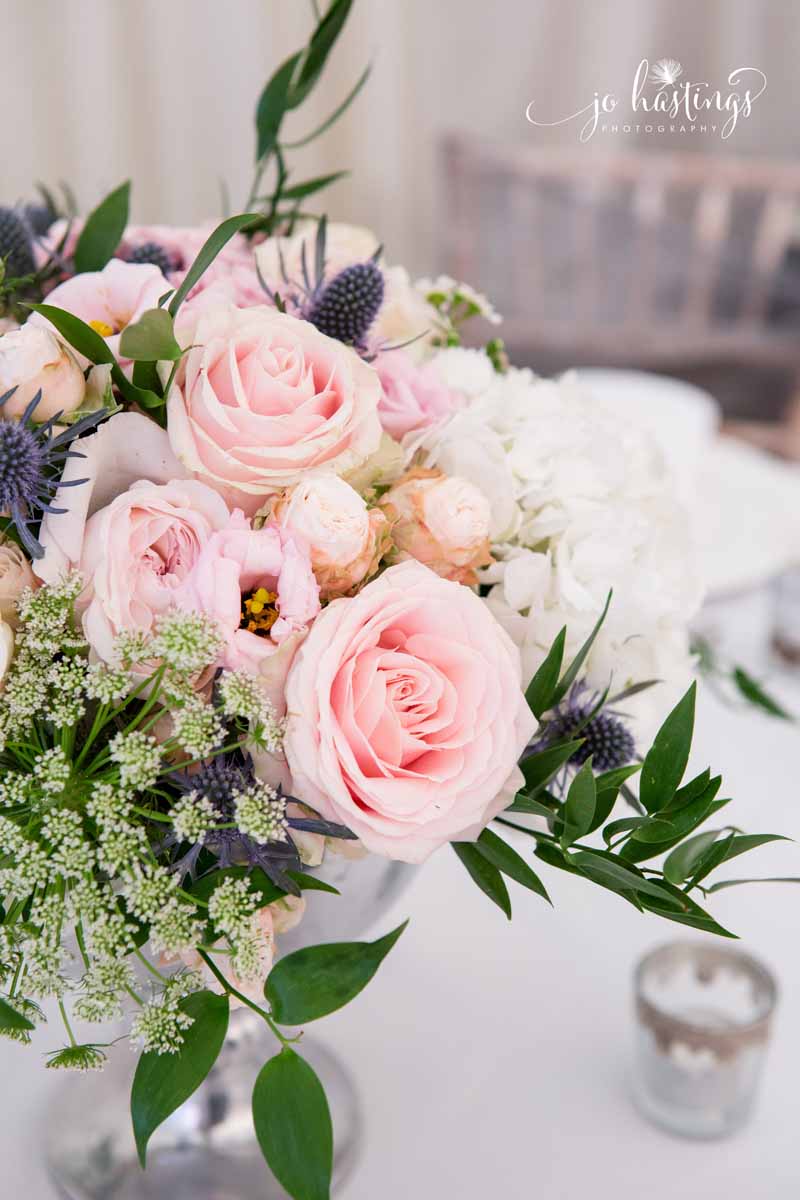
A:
0;325;85;421
271;475;391;598
0;535;36;627
379;467;493;585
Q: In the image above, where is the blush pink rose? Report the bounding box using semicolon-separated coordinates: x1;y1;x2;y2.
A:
39;220;263;310
271;475;391;599
283;559;536;863
379;467;493;586
167;305;382;516
78;478;233;663
178;515;320;675
374;349;463;440
30;259;171;364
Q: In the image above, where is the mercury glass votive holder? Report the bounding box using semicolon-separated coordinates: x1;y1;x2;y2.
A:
632;941;777;1139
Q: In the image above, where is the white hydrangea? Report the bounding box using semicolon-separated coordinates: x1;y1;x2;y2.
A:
416;366;701;743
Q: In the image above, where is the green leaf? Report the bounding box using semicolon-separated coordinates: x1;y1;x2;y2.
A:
284;62;372;150
635;879;737;937
518;740;583;798
131;990;229;1168
289;0;354;110
119;307;182;362
253;1047;332;1200
665;767;711;812
476;828;551;903
280;171;349;201
73;181;130;273
588;763;642;833
732;667;793;720
570;850;676;902
266;921;408;1025
639;682;696;813
524;627;566;717
452;842;512;918
255;51;303;161
706;876;800;894
634;777;723;843
27;302;114;364
561;760;596;847
717;833;791;863
506;794;560;820
168;214;260;317
602;815;671;845
0;996;35;1031
663;829;723;885
25;302;163;414
551;590;612;706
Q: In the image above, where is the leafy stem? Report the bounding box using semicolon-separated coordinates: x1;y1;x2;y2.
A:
197;949;300;1049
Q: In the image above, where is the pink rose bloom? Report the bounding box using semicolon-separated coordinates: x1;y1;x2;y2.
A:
374;350;463;440
271;475;391;599
40;220;263;310
283;560;536;864
78;478;233;663
167;305;382;515
30;259;170;364
36;412;191;586
379;467;493;586
178;515;320;675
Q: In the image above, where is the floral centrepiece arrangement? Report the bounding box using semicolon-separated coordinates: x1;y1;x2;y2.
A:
0;5;792;1198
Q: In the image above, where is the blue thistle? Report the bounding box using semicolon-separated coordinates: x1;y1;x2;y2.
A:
306;260;385;348
0;208;35;279
169;750;353;894
542;684;636;773
0;387;108;559
125;241;176;275
24;202;56;239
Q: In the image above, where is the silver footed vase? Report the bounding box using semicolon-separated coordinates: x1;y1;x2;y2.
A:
45;853;416;1200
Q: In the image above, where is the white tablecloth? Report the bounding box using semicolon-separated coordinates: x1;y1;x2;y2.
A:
4;656;800;1199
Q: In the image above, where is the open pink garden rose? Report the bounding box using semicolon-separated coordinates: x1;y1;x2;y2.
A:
167;305;383;514
283;559;536;863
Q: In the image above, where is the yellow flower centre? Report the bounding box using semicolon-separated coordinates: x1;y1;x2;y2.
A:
89;319;115;337
241;587;279;637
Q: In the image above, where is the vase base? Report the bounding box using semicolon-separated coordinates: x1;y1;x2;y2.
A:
45;1026;361;1200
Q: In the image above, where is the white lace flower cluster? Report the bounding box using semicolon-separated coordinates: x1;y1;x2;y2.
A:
416;358;702;741
0;585;297;1065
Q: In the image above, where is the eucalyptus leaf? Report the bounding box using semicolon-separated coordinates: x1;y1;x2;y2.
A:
131;990;229;1167
74;180;130;273
119;307;182;362
266;920;408;1025
476;828;551;904
524;627;565;717
639;682;696;813
452;842;512;918
253;1048;332;1200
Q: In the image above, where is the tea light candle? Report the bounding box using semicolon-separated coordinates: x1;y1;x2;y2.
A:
632;942;777;1139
